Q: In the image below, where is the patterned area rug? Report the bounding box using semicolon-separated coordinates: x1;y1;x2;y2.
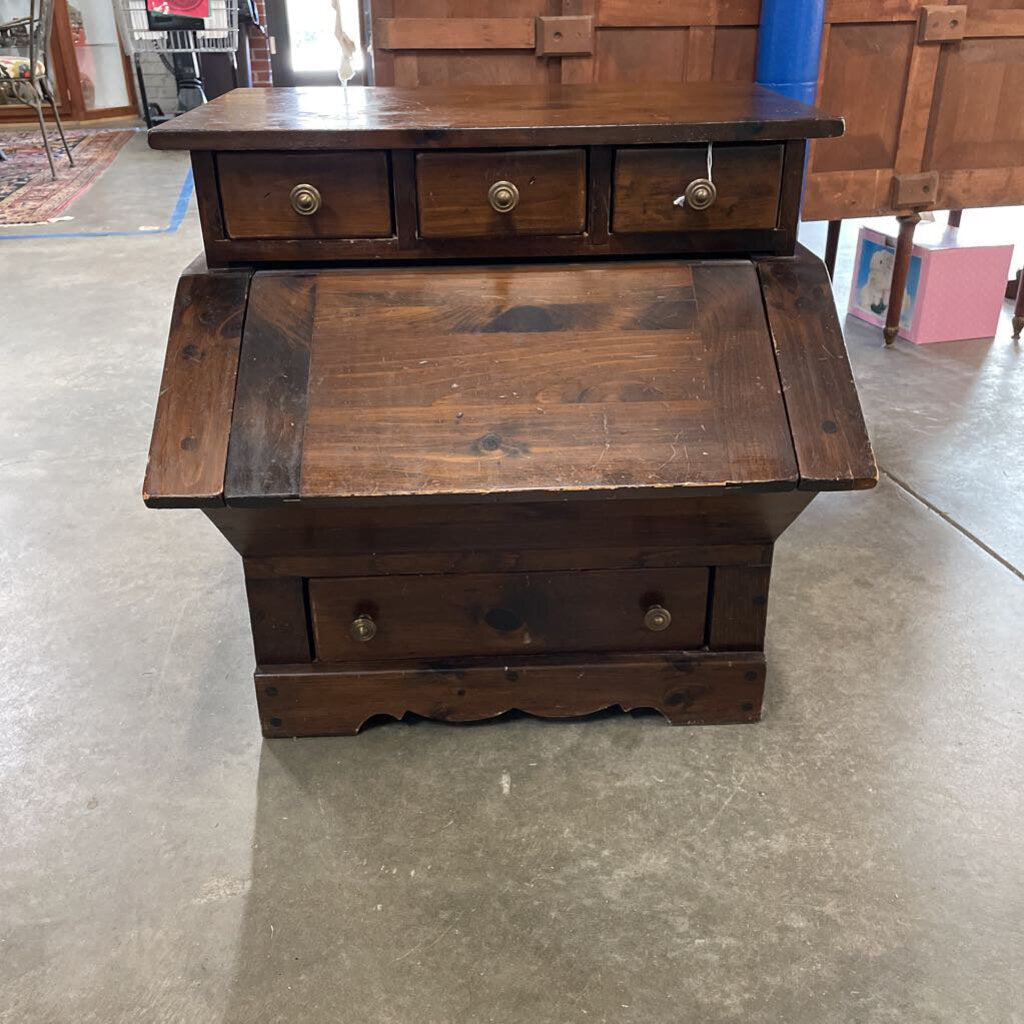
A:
0;127;136;225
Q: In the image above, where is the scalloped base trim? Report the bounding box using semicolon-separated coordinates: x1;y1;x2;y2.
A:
255;651;765;737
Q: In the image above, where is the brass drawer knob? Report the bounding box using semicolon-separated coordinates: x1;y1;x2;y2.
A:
289;183;322;216
644;604;672;632
674;178;717;212
350;614;377;642
488;180;519;214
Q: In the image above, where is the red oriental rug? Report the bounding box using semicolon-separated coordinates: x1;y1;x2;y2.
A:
0;127;136;225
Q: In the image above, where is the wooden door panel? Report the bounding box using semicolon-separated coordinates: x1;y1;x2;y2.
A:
371;0;758;87
595;0;759;27
595;28;689;81
710;27;758;80
925;36;1024;170
812;23;916;173
395;51;555;85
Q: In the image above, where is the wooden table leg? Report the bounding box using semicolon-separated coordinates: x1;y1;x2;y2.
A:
824;219;841;280
1013;266;1024;340
884;212;921;346
947;209;962;229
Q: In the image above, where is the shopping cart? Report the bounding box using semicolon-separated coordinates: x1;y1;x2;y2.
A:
115;0;240;127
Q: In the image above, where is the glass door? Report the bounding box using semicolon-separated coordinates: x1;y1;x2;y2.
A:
266;0;366;86
66;0;133;112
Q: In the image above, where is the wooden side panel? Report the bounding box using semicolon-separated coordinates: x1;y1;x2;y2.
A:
244;575;311;664
256;651;766;736
709;564;771;650
208;495;811;621
756;247;877;492
143;258;250;508
206;492;807;574
224;274;317;506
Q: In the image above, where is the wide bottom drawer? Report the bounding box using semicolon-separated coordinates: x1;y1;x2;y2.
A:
309;567;709;663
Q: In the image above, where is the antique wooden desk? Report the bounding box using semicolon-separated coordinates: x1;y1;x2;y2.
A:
145;84;876;736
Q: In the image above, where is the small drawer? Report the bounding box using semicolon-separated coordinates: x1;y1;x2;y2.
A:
217;151;393;239
310;568;708;663
612;144;783;234
416;149;587;239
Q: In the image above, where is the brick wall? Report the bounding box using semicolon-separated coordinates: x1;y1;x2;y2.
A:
248;0;273;86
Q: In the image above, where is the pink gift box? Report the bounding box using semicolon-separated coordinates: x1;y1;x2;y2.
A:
847;222;1013;344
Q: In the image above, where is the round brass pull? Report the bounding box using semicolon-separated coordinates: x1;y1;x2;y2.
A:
487;180;519;214
350;614;377;642
289;183;321;216
677;177;717;211
644;605;672;632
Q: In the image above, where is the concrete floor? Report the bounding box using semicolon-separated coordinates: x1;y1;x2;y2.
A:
1;134;1022;1023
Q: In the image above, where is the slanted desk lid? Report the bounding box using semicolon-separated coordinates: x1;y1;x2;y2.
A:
223;259;799;507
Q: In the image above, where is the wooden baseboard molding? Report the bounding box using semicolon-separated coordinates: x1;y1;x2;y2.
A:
255;650;766;737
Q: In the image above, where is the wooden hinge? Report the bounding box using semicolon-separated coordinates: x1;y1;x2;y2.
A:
535;15;594;57
892;171;940;208
918;5;966;42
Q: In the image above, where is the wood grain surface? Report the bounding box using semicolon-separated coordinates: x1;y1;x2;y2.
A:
246;259;798;505
256;651;766;735
416;149;586;238
756;246;876;491
217;152;392;239
143;257;250;508
148;83;844;152
245;576;311;664
224;274;316;504
310;567;708;662
211;491;809;575
613;143;782;232
709;564;772;650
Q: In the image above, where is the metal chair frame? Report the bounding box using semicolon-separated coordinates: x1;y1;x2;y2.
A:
0;0;74;178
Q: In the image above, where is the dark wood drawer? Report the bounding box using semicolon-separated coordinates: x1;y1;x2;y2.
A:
612;144;783;234
416;149;586;238
310;568;708;663
217;152;393;239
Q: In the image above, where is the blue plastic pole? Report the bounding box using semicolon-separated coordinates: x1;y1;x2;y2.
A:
755;0;826;106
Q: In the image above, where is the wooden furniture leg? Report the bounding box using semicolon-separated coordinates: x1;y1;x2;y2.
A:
947;209;962;228
884;212;921;346
1013;266;1024;340
824;219;841;279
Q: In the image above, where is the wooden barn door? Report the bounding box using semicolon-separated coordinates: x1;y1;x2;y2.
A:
924;0;1024;211
804;0;1024;221
369;1;761;87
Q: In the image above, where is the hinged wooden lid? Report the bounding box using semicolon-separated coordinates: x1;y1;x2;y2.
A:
144;248;875;510
223;259;797;507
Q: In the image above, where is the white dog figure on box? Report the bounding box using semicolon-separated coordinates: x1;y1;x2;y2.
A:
859;246;894;316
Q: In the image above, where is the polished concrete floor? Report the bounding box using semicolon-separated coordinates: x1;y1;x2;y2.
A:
1;135;1022;1023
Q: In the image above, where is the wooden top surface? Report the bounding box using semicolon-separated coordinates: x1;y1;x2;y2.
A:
149;84;843;151
223;259;798;507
